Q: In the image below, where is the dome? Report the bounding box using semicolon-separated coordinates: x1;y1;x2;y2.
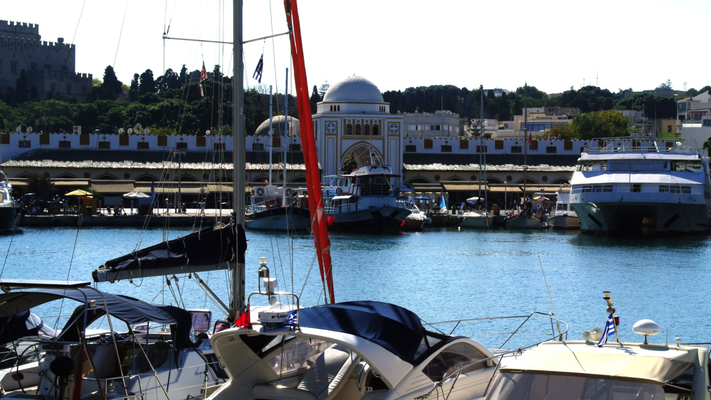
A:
323;76;383;103
254;115;300;136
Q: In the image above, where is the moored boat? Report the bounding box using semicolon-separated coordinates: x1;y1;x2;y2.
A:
246;185;310;231
0;169;19;232
569;139;711;236
548;192;579;229
322;165;411;232
485;290;711;400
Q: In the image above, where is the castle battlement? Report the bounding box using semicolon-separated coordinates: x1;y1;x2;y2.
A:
0;20;39;35
0;36;72;51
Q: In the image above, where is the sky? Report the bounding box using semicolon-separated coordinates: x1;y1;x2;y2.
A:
3;0;710;96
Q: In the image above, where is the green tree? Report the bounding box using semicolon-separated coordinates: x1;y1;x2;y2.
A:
139;69;156;96
310;85;319;115
128;74;139;102
546;123;575;140
101;66;123;101
571;110;630;139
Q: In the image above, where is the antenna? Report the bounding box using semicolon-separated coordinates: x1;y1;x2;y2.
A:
539;255;563;339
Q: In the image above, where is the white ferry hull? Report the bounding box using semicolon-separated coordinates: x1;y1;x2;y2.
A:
571;195;711;235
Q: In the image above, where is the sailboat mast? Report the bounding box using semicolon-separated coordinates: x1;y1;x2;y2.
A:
231;0;246;321
523;83;528;205
283;69;289;208
268;86;273;185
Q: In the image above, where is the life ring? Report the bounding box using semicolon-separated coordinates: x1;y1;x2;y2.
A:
256;187;264;196
336;187;343;196
285;188;292;196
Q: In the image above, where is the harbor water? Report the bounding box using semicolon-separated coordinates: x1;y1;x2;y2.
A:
1;226;710;350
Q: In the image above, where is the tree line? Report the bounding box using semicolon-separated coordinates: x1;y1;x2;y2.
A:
1;65;709;139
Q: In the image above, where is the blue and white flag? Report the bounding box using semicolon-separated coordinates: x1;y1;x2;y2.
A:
287;310;298;327
253;54;264;83
439;190;447;212
596;313;616;347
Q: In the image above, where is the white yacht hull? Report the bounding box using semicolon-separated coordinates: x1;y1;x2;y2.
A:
458;212;489;228
548;214;579;229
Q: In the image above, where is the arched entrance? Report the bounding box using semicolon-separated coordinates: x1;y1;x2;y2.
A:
340;144;384;173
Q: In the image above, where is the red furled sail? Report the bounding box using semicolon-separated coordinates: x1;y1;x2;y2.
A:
284;0;335;304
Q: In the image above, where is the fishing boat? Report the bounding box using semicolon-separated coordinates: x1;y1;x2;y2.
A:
0;169;19;232
322;165;411;233
548;192;579;229
245;91;310;232
569;139;711;235
485;290;711;400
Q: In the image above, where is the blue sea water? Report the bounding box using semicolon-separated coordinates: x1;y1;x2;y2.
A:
1;226;710;350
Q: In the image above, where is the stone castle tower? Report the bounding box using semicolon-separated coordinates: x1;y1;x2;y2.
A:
0;20;92;101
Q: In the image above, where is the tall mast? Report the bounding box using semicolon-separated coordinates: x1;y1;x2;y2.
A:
283;69;289;208
231;0;245;321
523;83;528;205
268;86;273;185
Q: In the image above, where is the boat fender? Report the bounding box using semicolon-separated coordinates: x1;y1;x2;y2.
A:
336;187;343;195
285;188;292;196
256;187;264;196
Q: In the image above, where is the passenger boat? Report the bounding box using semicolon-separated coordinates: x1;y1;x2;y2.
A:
485;290;711;400
0;169;19;232
548;192;579;229
322;165;411;232
569;139;711;235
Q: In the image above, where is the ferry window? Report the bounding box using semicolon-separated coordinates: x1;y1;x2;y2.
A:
631;184;641;192
603;185;612;192
670;186;681;193
582;186;592;193
19;140;31;148
659;185;670;193
59;141;71;149
682;186;691;194
441;145;452;152
546;146;557;154
138;142;150;150
592;186;603;193
98;141;111;149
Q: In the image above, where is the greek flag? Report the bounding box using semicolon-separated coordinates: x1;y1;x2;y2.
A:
596;313;616;347
253;54;264;83
287;310;298;327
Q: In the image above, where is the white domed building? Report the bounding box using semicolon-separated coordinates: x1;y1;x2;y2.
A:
313;76;404;180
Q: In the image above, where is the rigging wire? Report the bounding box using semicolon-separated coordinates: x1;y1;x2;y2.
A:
114;0;130;69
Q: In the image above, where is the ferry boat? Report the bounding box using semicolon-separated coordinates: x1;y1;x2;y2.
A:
322;165;411;232
569;139;711;235
246;185;311;231
485;291;711;400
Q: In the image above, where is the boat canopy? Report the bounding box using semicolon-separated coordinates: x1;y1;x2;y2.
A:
93;222;245;282
295;301;428;364
499;341;696;384
344;165;399;177
0;287;196;348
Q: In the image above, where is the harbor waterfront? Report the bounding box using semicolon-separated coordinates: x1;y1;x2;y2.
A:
1;225;710;350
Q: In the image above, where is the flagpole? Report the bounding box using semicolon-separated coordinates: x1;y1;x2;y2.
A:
603;291;622;345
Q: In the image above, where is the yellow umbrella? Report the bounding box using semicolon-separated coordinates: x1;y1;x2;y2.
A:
65;189;93;197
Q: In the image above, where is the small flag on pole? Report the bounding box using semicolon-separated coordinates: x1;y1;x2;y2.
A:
528;132;532;144
596;313;616;347
253;54;264;83
199;62;207;97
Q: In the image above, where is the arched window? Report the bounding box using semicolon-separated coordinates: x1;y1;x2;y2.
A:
355;124;362;135
373;124;380;136
364;124;370;135
346;123;353;135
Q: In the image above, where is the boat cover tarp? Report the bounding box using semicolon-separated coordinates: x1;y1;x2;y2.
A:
0;288;177;325
297;301;425;364
93;222;246;282
0;310;49;345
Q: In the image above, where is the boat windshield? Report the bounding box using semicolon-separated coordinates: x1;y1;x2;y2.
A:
484;372;678;400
